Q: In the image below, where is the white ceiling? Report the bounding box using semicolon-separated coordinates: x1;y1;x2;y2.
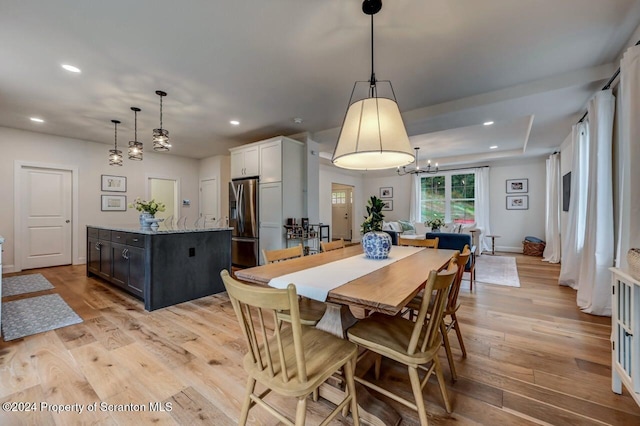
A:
1;0;639;166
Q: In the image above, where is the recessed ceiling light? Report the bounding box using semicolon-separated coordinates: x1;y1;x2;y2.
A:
483;121;494;126
293;117;303;124
230;120;240;126
490;145;498;150
30;117;44;123
61;64;81;73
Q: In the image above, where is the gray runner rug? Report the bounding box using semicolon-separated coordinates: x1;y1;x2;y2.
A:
2;294;82;341
2;273;54;297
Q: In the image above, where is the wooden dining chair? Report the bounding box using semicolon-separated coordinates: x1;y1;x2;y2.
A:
320;238;345;252
439;245;471;382
347;263;458;425
262;244;304;264
262;244;326;327
398;236;439;248
220;270;360;426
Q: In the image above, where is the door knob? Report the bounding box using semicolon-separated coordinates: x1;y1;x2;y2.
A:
66;220;71;223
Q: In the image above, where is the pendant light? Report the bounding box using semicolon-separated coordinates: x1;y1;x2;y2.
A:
128;107;143;160
153;90;171;151
331;0;414;171
108;119;123;166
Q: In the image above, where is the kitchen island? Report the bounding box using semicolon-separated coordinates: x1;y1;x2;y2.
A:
87;225;231;311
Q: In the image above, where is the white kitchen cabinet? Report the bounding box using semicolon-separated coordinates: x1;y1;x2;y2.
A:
259;140;282;183
610;267;640;407
230;146;259;178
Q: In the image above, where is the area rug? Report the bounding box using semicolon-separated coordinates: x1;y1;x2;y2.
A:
470;255;521;287
2;294;82;341
2;273;54;297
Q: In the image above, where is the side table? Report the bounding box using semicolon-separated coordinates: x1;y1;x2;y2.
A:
486;235;500;255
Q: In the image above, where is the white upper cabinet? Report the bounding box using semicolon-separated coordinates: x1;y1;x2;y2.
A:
230;146;259;179
259;140;282;183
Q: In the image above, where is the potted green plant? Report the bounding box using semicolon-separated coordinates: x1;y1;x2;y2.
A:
129;197;166;226
426;217;445;232
361;196;392;259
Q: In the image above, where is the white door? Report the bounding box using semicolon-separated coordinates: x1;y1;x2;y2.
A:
200;177;219;227
21;167;72;269
331;184;353;241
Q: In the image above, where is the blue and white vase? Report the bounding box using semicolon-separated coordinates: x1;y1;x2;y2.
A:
139;212;154;226
362;231;392;260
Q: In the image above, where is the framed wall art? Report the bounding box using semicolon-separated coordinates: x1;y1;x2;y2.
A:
101;174;127;192
101;195;127;211
506;178;528;193
380;187;393;198
506;195;528;210
382;199;393;211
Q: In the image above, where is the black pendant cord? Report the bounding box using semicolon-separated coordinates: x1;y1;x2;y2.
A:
369;13;377;97
159;96;163;129
577;39;640;124
134;109;138;140
114;122;118;150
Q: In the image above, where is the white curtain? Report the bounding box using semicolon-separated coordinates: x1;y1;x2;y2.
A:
475;167;492;254
559;123;589;289
543;153;561;263
576;90;615;316
616;45;640;268
409;174;421;223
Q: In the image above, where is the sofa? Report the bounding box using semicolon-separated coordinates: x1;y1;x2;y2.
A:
426;232;476;290
382;220;483;252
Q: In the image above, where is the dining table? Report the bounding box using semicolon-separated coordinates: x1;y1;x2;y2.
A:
235;244;457;426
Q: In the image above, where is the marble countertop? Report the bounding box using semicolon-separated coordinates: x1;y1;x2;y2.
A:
87;224;233;235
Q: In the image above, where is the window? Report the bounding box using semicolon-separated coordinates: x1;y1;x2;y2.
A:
332;191;346;205
419;172;475;223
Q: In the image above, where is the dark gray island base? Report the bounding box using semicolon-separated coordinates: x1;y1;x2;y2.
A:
87;225;232;311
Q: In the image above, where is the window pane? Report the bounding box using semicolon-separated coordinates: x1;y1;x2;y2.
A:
421;176;445;221
451;173;475;199
451;200;475;223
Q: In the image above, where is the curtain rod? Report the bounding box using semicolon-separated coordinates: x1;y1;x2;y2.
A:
577;39;640;123
436;165;490;173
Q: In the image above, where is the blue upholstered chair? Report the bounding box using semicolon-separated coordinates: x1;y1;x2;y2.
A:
426;232;476;291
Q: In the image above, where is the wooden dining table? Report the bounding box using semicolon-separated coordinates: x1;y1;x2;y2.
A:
234;244;457;426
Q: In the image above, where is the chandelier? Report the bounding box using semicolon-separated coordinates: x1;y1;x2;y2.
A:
108;119;123;166
153;90;171;151
331;0;414;170
397;147;438;175
128;107;143;160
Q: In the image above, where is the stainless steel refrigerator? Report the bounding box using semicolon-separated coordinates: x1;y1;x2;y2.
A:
230;177;259;267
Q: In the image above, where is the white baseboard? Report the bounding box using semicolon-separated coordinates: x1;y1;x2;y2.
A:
481;246;523;254
2;264;17;273
75;257;86;265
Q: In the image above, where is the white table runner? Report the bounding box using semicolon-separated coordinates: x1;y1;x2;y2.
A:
268;246;424;301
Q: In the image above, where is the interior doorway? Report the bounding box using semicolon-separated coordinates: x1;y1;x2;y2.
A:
331;183;354;241
19;166;73;269
148;177;179;222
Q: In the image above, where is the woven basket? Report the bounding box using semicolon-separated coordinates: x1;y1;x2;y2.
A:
628;248;640;280
523;240;545;256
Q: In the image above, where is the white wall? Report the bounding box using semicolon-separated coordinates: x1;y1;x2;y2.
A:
319;164;365;242
0;126;200;272
362;174;413;221
489;159;546;252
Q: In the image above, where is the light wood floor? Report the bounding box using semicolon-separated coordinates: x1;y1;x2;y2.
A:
1;254;639;425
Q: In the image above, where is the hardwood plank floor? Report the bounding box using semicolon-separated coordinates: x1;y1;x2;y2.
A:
1;254;639;425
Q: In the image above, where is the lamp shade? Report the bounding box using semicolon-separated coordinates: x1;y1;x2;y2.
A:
332;97;414;170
